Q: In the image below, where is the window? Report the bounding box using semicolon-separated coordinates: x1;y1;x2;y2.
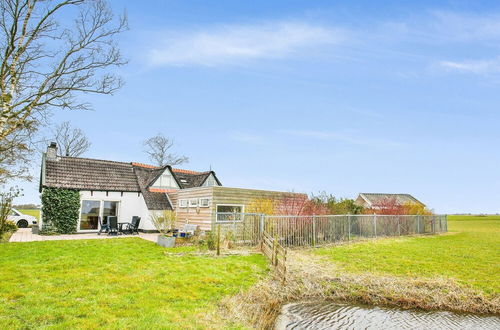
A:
102;201;119;225
80;200;101;230
80;200;120;230
179;199;188;208
189;199;198;207
216;204;244;222
202;174;218;187
152;170;179;189
199;198;210;207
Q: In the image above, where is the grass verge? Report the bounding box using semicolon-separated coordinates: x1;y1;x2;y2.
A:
0;238;267;329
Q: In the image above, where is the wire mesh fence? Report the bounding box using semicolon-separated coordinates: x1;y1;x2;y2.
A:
214;213;448;248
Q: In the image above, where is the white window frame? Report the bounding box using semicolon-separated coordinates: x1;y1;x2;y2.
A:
79;199;120;232
178;199;188;208
216;204;245;223
189;198;198;207
199;198;210;207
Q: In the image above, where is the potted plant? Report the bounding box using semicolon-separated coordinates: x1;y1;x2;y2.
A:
151;210;177;248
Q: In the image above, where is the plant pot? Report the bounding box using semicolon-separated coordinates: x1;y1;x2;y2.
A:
31;225;39;234
157;235;176;248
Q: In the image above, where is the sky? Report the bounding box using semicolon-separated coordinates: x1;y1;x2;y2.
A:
12;0;500;214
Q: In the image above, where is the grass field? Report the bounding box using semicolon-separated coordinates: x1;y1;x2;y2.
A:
17;209;40;220
313;215;499;295
0;238;267;329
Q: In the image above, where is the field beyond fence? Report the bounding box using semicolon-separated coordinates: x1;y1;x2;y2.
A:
216;213;448;248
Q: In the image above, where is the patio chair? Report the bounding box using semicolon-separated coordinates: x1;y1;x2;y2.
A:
108;216;119;235
121;216;141;235
97;216;109;235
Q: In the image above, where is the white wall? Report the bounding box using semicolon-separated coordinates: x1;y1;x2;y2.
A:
79;191;156;231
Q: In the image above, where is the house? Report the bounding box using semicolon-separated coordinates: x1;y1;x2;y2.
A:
39;143;303;232
354;193;425;209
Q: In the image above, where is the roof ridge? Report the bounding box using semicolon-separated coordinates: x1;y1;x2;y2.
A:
131;162;162;169
58;156;132;166
172;168;210;175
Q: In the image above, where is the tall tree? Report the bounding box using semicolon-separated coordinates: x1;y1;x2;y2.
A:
53;121;90;156
143;133;189;167
0;0;127;183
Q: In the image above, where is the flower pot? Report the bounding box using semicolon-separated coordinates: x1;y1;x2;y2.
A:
157;235;176;248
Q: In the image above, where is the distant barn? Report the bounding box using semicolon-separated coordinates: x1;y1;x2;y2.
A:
355;193;424;209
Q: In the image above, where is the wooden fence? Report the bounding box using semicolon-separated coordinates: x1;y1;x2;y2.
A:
261;231;287;283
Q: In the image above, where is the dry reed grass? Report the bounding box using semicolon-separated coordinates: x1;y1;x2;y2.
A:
222;250;500;329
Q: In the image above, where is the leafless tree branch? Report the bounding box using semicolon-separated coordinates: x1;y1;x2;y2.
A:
53;121;90;156
0;0;127;182
143;133;189;167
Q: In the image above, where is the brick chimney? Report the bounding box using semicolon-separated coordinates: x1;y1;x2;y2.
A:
46;142;58;160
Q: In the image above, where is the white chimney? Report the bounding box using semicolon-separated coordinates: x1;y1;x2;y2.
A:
46;142;58;160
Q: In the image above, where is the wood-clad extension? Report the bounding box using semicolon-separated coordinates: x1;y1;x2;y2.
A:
169;186;306;231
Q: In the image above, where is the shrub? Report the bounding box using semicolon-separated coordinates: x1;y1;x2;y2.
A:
3;220;17;233
150;210;177;236
0;188;21;237
41;187;80;234
206;230;216;250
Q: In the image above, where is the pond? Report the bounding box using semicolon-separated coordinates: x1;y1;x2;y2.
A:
276;302;500;330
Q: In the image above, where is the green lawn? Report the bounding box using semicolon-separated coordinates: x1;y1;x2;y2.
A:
313;215;499;295
0;238;267;329
17;209;40;220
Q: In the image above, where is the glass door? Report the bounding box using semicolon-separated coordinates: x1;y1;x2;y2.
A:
103;201;119;225
80;200;101;230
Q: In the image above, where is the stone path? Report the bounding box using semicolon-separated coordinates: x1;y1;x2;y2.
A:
9;228;159;243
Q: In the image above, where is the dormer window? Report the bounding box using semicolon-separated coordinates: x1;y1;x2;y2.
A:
202;174;218;187
151;169;179;189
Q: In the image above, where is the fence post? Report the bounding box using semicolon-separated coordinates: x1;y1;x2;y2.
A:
417;215;420;234
373;214;377;238
259;214;265;236
397;217;401;236
347;214;351;241
312;215;316;247
273;236;277;266
216;223;221;256
432;216;436;234
445;214;448;232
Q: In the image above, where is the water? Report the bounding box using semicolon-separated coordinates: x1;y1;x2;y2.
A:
276;302;500;330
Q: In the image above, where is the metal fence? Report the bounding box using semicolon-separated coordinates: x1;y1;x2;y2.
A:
214;213;448;248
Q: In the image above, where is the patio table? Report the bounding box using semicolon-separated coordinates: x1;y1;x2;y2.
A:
118;222;128;233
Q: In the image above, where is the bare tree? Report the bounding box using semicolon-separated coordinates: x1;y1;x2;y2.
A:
53;121;90;156
143;133;189;167
0;0;127;182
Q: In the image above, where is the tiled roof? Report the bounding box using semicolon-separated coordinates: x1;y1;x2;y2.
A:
42;155;219;210
359;193;424;206
44;157;140;191
173;171;213;189
133;166;172;210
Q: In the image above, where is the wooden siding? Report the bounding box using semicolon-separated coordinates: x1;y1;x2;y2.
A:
169;186;306;231
169;187;214;230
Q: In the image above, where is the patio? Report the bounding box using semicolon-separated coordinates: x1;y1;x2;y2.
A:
9;228;160;243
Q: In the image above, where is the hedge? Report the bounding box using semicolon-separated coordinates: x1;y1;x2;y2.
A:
41;187;80;234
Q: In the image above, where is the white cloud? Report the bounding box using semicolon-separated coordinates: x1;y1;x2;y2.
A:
149;21;345;66
285;130;404;148
439;57;500;74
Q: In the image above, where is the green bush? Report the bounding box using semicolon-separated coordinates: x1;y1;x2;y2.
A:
206;230;216;250
41;188;80;234
3;220;17;233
